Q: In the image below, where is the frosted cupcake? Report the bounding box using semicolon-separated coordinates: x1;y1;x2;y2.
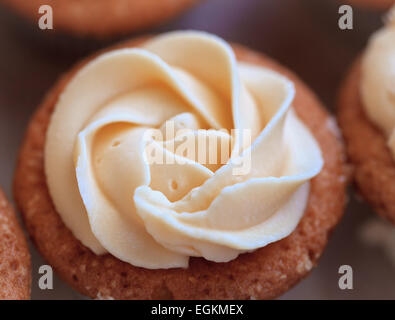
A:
15;31;347;299
1;0;198;37
338;7;395;223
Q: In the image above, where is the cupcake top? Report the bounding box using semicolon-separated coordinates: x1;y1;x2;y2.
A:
361;6;395;156
45;31;323;269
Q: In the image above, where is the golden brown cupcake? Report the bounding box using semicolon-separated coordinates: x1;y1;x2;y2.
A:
0;189;31;300
337;7;395;223
14;31;347;299
0;0;198;37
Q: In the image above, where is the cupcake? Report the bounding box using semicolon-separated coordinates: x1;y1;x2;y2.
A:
0;189;30;300
337;7;395;223
14;31;347;299
1;0;198;37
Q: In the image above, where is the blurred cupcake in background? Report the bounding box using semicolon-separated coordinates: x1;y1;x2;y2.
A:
337;6;395;223
0;0;199;37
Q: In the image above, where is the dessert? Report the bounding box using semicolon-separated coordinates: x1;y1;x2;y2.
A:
0;189;30;300
337;7;395;224
0;0;198;37
15;31;347;299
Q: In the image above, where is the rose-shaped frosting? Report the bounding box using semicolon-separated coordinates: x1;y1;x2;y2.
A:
361;6;395;156
45;31;323;269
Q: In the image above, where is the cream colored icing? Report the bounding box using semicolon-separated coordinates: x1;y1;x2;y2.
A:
361;6;395;155
45;31;323;269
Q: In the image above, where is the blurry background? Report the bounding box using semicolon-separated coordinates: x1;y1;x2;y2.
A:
0;0;394;299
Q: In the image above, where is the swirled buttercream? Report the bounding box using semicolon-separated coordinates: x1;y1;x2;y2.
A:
361;6;395;156
45;31;323;269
